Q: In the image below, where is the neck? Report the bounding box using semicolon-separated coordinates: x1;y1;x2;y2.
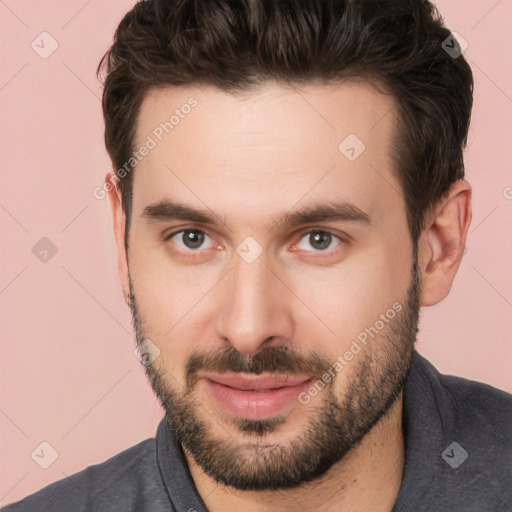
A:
184;393;405;512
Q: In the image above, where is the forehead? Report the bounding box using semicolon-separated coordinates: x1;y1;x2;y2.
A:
135;80;396;152
131;80;402;229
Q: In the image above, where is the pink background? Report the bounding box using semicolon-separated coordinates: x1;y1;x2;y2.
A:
1;0;511;506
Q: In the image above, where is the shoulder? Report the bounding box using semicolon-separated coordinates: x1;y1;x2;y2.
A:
437;368;512;459
420;353;512;436
412;351;512;446
409;352;512;509
395;352;512;511
1;437;169;512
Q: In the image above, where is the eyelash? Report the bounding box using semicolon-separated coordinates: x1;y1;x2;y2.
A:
163;227;347;258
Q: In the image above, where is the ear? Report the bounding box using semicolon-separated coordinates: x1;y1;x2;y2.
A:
106;172;131;306
417;179;472;307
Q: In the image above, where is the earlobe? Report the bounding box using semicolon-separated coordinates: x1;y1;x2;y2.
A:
418;180;472;307
105;172;131;304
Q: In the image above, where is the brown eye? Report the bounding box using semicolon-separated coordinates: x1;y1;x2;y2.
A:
181;230;205;249
165;229;214;252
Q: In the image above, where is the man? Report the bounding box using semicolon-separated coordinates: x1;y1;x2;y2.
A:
3;0;511;511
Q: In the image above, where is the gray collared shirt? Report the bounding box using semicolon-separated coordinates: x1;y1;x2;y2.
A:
2;350;511;511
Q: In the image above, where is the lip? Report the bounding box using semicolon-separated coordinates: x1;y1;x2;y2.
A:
202;374;313;420
204;373;311;390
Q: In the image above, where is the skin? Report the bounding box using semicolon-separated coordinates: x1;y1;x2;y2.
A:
107;81;471;512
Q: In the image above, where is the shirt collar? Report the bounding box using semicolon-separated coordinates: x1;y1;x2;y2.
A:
392;349;449;511
156;416;209;511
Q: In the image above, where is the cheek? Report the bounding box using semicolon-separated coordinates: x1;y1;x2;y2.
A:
289;249;412;352
128;222;413;375
128;248;217;374
130;238;211;316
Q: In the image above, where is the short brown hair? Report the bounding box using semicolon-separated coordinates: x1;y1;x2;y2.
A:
97;0;473;247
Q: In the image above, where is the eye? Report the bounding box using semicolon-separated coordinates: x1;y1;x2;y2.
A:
164;228;215;252
163;227;346;258
294;229;343;253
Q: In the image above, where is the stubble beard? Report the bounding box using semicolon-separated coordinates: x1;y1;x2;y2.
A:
128;259;421;491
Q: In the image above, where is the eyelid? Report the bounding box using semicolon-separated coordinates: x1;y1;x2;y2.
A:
295;226;351;242
163;227;216;247
162;226;349;256
291;227;347;255
163;226;208;242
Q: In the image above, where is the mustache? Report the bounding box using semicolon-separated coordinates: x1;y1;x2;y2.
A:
185;344;333;393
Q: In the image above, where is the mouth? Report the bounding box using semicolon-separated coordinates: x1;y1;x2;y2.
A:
201;373;313;420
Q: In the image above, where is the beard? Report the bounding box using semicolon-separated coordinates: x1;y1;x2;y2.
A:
128;257;421;491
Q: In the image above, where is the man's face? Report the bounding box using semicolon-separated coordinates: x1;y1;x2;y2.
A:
124;81;420;490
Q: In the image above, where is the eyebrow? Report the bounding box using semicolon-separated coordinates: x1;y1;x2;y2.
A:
141;199;371;230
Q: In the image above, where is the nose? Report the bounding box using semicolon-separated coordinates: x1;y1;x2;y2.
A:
214;250;295;354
